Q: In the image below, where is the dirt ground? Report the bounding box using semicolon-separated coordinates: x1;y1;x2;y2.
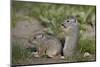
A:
13;54;96;66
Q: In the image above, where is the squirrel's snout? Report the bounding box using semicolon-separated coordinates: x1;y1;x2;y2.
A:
61;23;67;28
62;24;64;26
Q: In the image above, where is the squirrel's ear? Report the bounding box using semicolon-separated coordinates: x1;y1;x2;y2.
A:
36;33;44;39
40;34;44;39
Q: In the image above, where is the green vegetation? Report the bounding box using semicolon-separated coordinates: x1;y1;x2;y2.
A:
12;41;31;64
79;38;96;54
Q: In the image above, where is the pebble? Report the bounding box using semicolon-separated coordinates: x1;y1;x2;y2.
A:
83;52;92;57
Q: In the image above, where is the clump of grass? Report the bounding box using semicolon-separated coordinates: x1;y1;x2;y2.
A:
12;41;31;64
79;38;96;54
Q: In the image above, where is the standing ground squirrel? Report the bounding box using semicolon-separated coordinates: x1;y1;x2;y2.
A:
61;16;79;58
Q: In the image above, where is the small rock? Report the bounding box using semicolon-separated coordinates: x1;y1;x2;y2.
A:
83;52;92;57
60;56;65;59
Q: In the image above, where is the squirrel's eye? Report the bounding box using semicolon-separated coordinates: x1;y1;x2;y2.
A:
34;37;36;39
67;20;70;22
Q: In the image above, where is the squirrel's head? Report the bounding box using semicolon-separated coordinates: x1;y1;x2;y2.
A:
29;33;45;44
61;16;77;28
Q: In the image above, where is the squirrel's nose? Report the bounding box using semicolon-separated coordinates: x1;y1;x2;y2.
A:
61;23;67;28
62;24;64;26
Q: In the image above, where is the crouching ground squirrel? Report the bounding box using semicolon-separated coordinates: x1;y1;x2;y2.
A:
61;16;80;58
29;33;62;59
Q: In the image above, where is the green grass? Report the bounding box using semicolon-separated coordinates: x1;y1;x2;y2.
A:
79;38;96;54
12;41;31;64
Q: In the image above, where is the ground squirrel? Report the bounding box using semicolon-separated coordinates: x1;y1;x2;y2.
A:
61;16;79;58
